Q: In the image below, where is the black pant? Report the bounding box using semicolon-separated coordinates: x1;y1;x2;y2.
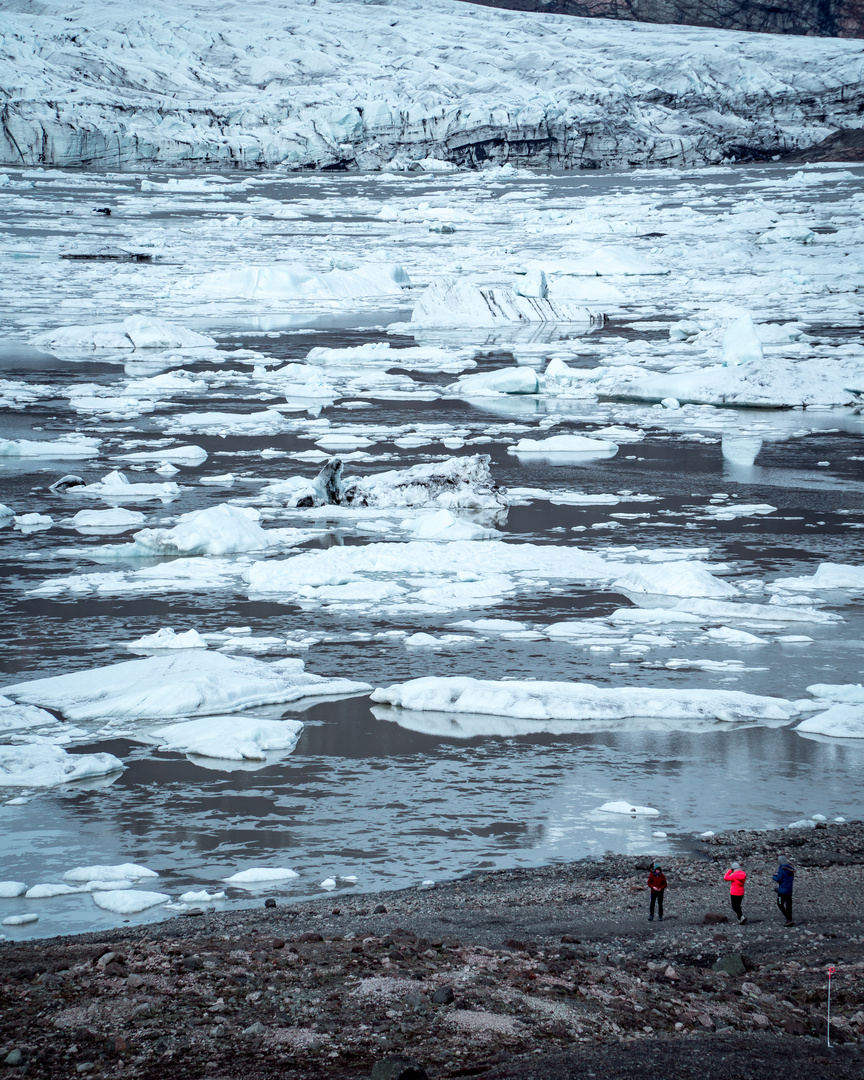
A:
730;894;744;920
650;890;664;918
777;892;793;921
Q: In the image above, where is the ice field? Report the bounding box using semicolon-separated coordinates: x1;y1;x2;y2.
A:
1;160;864;938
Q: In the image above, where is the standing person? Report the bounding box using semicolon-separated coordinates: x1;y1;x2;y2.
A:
773;856;795;926
724;861;747;924
647;862;667;922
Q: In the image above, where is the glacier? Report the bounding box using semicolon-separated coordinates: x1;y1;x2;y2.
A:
2;0;863;170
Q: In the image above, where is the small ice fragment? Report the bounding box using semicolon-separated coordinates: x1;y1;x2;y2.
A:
597;801;659;816
25;883;82;898
0;882;27;898
224;867;298;884
835;816;847;823
64;863;159;882
660;398;680;410
320;878;337;891
652;832;668;839
2;914;38;926
4;797;29;806
811;814;828;822
343;875;357;884
700;831;715;839
179;890;226;903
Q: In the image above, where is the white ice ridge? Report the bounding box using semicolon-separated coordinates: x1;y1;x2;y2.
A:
371;677;798;723
3;0;861;170
32;316;215;350
1;653;371;722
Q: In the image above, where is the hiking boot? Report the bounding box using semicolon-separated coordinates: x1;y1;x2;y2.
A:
785;920;795;926
738;916;747;924
648;916;653;921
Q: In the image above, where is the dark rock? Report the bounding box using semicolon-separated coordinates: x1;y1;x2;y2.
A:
431;985;455;1005
264;898;277;908
561;934;581;944
703;912;729;925
503;938;526;950
102;961;127;977
370;1055;428;1080
711;953;751;977
36;972;62;987
373;904;387;914
271;938;286;949
180;956;203;972
243;1021;266;1036
4;1050;23;1067
299;931;324;943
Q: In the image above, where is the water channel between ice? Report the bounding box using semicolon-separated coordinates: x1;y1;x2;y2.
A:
1;163;863;939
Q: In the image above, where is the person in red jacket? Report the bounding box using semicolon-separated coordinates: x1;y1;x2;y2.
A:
724;861;747;924
647;862;667;921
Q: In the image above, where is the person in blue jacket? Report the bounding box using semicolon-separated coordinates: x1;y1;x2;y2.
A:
773;856;795;926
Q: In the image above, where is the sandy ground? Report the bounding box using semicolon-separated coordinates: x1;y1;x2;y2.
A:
1;822;863;1079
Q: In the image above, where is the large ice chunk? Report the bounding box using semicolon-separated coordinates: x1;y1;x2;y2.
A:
147;715;304;761
773;564;864;591
721;314;763;367
78;471;180;502
190;263;409;300
509;435;618;461
224;867;299;884
123;504;276;556
91;890;170;914
371;677;797;723
0;746;124;787
0;436;100;459
597;801;659;816
1;653;371;722
64;863;159;882
613;562;738;599
796;705;864;739
449;368;539;395
411;278;599;327
32;317;215;350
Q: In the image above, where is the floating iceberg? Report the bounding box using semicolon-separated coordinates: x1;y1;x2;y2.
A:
721;313;763;368
32;316;215;351
224;867;299;884
806;684;864;703
0;745;124;787
411;278;599;327
91;890;170;914
1;652;371;722
371;677;798;723
179;889;226;903
0;436;100;459
71;509;146;535
147;715;304;761
190;262;409;300
613;562;738;599
0;699;56;733
64;863;159;882
0;882;27;898
773;564;864;592
121;504;277;557
508;434;618;461
403;509;497;541
77;471;180;503
125;627;208;651
449;368;539;396
796;705;864;739
118;445;208;465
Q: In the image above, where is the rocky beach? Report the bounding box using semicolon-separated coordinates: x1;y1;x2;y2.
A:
2;821;863;1079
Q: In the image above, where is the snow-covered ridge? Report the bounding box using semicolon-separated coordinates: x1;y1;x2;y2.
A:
2;0;862;169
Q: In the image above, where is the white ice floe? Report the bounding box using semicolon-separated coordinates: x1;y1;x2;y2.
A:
597;801;659;816
371;677;797;724
449;368;539;396
224;867;299;885
162;409;293;436
508;435;618;461
0;745;124;787
0;436;100;459
773;564;864;592
146;715;304;761
120;504;277;557
13;513;52;533
403;509;497;542
118;445;208;466
1;652;371;722
189;262;409;300
179;890;226;903
806;684;864;704
0;882;27;898
125;627;208;651
411;278;597;327
306;342;471;374
25;883;82;898
670;599;842;624
320;878;337;890
77;471;180;503
33;316;215;351
64;863;158;882
796;706;864;739
2;914;38;926
613;562;738;599
71;508;146;535
721;313;763;367
706;627;767;645
91;890;171;914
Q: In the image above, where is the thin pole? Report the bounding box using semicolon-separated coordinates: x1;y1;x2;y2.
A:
827;966;835;1047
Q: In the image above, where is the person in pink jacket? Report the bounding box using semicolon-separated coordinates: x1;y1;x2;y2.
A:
724;861;747;924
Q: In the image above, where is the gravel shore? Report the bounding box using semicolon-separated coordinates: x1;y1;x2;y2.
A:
2;822;863;1079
